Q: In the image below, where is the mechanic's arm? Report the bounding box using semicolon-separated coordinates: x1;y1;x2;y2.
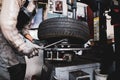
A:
22;22;41;45
22;27;41;45
0;0;25;50
0;0;38;57
22;23;33;42
21;1;36;42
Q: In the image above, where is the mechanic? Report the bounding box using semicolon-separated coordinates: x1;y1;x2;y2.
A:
0;0;41;80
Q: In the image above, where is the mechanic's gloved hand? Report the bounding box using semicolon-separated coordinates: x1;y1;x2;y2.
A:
19;41;41;58
27;48;39;58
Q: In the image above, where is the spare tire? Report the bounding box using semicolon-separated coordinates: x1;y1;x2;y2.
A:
38;17;90;44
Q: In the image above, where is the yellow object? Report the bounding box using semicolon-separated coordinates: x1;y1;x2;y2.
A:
25;34;33;42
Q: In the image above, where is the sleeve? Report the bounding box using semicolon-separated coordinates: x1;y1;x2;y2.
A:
0;0;28;52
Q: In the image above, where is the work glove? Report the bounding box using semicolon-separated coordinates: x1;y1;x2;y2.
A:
19;40;41;58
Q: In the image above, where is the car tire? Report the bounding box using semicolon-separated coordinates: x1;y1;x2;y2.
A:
38;17;90;44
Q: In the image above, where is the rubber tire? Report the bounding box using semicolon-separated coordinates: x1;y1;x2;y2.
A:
38;17;90;44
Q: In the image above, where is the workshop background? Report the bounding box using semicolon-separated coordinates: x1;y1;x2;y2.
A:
25;0;115;80
0;0;119;80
